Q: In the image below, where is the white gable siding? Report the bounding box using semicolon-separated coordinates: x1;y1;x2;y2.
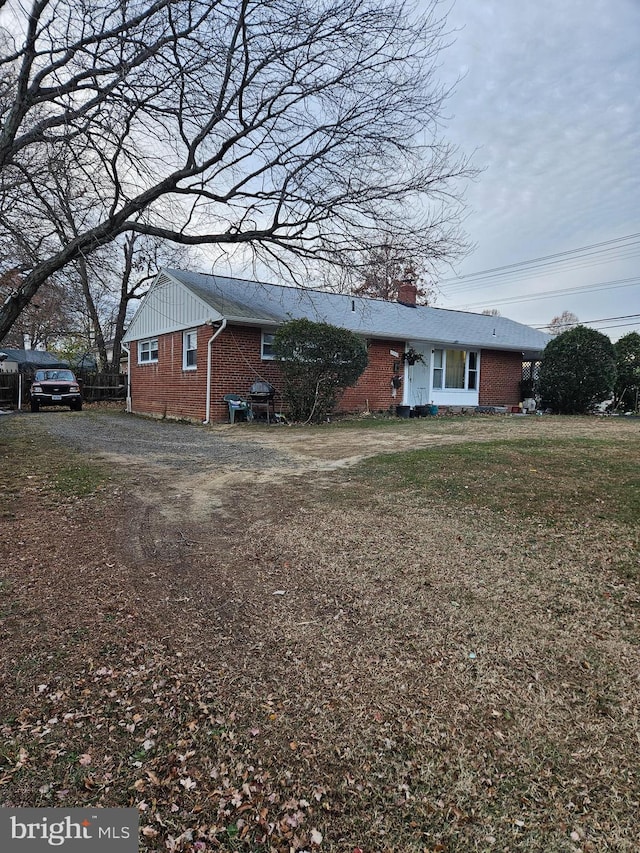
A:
123;272;222;342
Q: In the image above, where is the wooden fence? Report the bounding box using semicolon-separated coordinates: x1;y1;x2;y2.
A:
0;372;18;409
76;371;127;402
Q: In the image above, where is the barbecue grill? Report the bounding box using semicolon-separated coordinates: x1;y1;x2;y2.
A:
249;380;275;423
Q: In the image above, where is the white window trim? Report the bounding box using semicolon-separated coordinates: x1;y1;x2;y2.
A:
261;330;276;360
183;329;198;371
432;348;480;391
138;338;158;364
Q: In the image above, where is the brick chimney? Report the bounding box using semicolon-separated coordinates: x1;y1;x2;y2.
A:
396;277;417;307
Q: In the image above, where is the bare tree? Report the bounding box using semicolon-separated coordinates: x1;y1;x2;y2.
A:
108;231;192;371
350;239;438;305
547;311;579;336
11;140;193;368
481;308;501;317
0;0;472;342
0;269;70;347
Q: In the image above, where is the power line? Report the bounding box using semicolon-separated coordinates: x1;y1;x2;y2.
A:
534;313;640;330
592;321;640;332
447;276;640;310
442;247;640;294
440;232;640;285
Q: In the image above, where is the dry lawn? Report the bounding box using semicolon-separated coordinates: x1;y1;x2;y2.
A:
1;412;639;853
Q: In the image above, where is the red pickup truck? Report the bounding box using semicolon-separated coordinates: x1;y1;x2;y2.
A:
30;369;83;412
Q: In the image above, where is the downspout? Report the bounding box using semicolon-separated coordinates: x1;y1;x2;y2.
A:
203;318;227;425
403;345;410;407
121;343;131;412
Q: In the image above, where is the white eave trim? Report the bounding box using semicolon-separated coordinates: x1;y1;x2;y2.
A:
224;315;280;327
363;332;544;357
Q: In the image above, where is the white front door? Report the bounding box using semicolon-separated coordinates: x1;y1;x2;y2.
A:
405;343;430;407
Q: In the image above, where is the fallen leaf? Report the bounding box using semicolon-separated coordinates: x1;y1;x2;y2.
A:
14;748;29;769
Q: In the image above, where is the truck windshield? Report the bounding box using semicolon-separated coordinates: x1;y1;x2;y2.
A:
34;370;75;382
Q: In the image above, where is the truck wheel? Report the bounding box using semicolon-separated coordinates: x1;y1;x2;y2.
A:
31;400;40;412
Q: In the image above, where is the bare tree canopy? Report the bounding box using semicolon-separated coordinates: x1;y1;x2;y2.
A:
0;0;472;342
0;269;69;348
351;240;438;305
547;311;579;336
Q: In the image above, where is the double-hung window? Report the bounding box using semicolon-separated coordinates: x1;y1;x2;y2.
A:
467;351;478;389
183;329;197;370
138;338;158;364
261;331;276;360
432;349;478;390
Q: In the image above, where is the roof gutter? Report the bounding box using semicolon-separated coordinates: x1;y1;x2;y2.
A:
203;318;227;425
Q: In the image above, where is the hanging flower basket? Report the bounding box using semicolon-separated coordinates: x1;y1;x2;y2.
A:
402;348;425;366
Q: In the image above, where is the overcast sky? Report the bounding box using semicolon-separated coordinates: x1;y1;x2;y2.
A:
430;0;640;340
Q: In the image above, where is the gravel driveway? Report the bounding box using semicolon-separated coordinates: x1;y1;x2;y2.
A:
17;409;299;474
13;407;639;481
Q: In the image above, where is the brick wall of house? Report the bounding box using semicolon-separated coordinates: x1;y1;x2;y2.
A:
129;326;524;421
479;349;523;406
339;338;405;413
210;326;283;422
129;327;210;421
130;327;405;421
129;325;284;422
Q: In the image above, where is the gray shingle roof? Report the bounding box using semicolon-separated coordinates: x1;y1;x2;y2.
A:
166;269;550;358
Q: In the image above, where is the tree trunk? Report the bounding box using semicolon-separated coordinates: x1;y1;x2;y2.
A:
109;237;136;374
76;257;109;371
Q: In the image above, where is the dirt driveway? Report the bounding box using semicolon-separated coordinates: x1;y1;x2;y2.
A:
23;405;635;471
20;407;636;516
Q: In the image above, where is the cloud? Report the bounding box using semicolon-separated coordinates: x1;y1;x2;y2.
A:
433;0;640;335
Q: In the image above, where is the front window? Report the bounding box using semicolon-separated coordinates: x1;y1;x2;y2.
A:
261;331;275;360
139;338;158;364
446;349;466;389
183;329;197;370
432;349;478;390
